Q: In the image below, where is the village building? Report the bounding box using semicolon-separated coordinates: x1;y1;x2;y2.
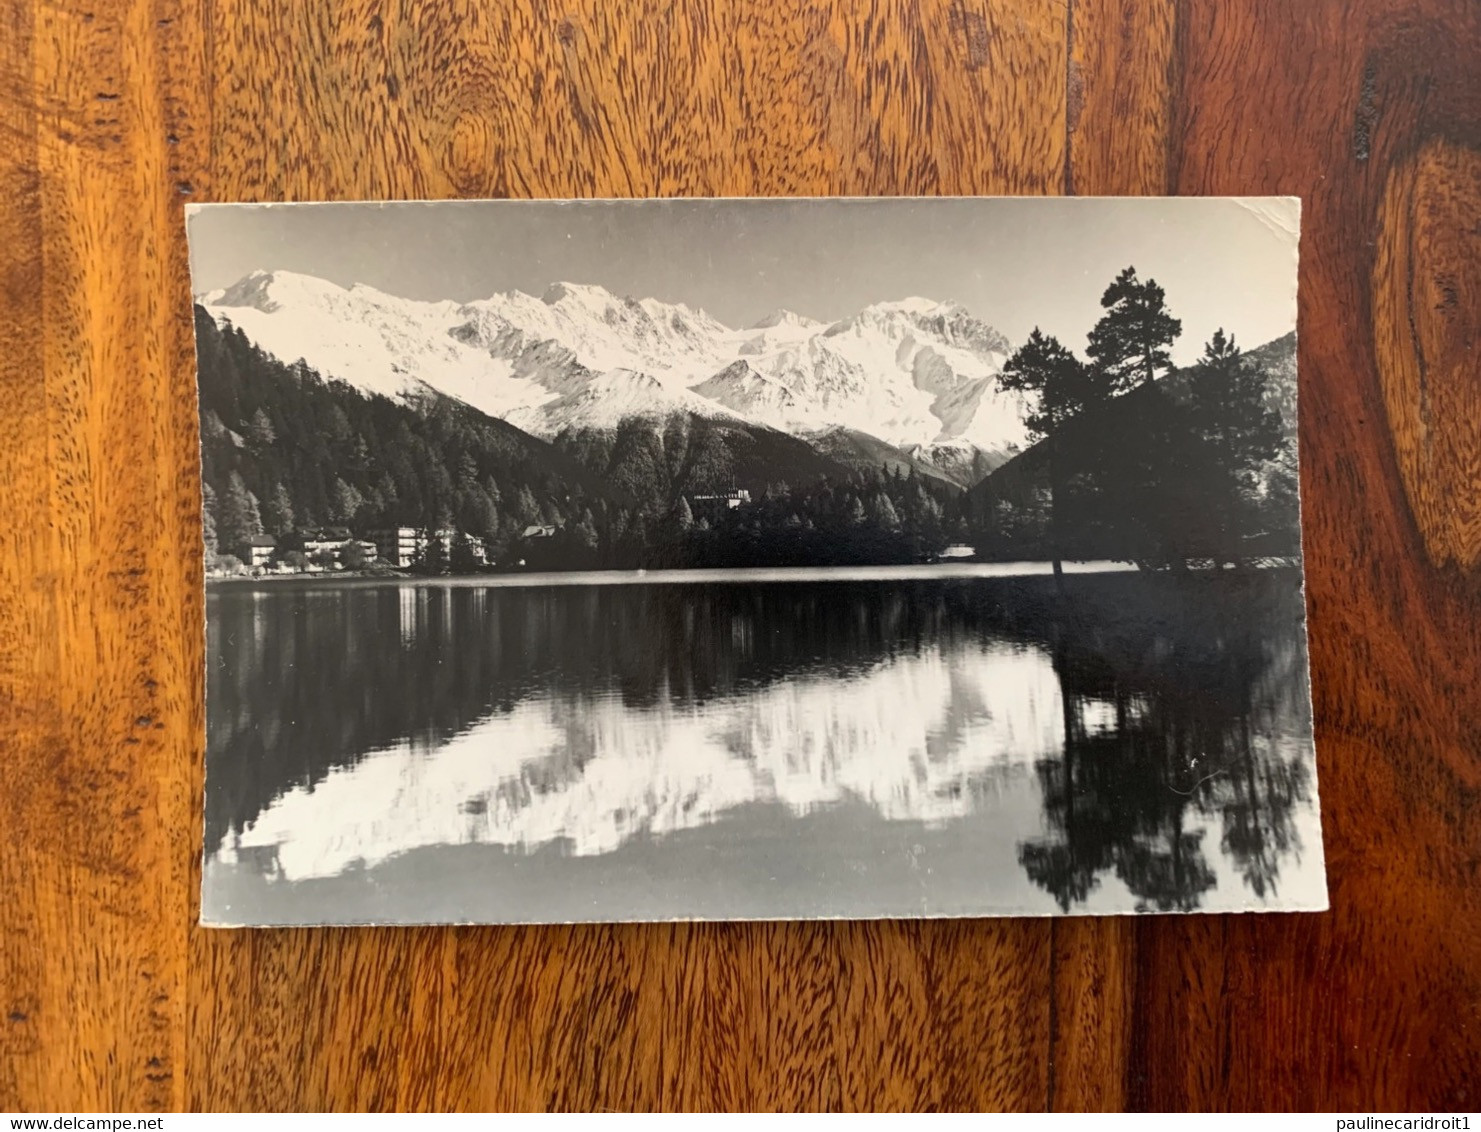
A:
296;537;379;570
691;489;752;510
244;536;277;570
371;527;486;568
371;527;423;568
451;532;488;564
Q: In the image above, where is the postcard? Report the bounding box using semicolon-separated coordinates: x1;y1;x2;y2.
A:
188;197;1324;924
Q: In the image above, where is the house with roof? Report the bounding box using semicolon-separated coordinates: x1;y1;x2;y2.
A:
243;535;277;570
692;489;752;511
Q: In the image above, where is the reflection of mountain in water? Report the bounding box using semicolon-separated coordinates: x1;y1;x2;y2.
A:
215;640;1061;880
205;573;1319;910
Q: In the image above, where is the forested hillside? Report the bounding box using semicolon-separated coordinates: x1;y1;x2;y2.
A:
969;326;1299;565
551;413;855;502
195;305;966;571
196;307;623;564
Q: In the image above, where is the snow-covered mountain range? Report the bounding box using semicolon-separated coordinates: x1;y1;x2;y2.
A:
198;270;1031;478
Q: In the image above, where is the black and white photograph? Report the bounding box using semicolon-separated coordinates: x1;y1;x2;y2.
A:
188;197;1323;925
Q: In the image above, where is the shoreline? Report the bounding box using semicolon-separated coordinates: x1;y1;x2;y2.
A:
204;558;1299;590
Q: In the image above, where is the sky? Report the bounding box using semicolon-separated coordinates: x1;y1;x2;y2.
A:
187;197;1299;365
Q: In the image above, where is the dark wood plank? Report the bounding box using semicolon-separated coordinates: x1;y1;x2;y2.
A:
1052;0;1481;1111
1120;0;1481;1110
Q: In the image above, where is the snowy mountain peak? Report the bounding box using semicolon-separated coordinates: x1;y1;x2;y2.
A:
824;297;1011;359
347;280;408;301
542;280;619;307
829;297;970;332
866;297;959;316
638;295;722;331
750;308;823;330
204;269;348;313
531;282;730;351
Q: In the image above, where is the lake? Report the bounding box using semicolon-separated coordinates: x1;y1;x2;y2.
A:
200;567;1326;923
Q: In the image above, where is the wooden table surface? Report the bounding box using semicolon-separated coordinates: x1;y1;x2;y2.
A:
2;0;1478;1112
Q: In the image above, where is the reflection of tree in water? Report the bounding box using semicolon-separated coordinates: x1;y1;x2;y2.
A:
1015;574;1313;912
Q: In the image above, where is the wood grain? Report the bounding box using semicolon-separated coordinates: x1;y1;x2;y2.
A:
1;0;1478;1112
1128;0;1481;1109
1374;138;1481;571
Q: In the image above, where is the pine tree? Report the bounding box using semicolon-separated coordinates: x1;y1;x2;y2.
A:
514;486;541;526
458;485;499;542
247;406;276;449
1190;331;1283;479
575;509;600;551
217;471;263;556
344;434;371;474
201;482;218;555
455;452;479;493
262;482;295;537
1086;266;1183;391
672;496;695;532
331;477;364;526
870;492;901;530
1000;329;1107;435
449;531;481;574
1185;330;1284;558
411;529;449;576
323;403;353;444
998;330;1104;577
376;472;400;509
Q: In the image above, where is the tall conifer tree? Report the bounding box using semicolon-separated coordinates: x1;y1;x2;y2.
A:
998;329;1106;577
1086;267;1183;390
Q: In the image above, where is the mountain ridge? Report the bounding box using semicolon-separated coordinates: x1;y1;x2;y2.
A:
199;269;1029;483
